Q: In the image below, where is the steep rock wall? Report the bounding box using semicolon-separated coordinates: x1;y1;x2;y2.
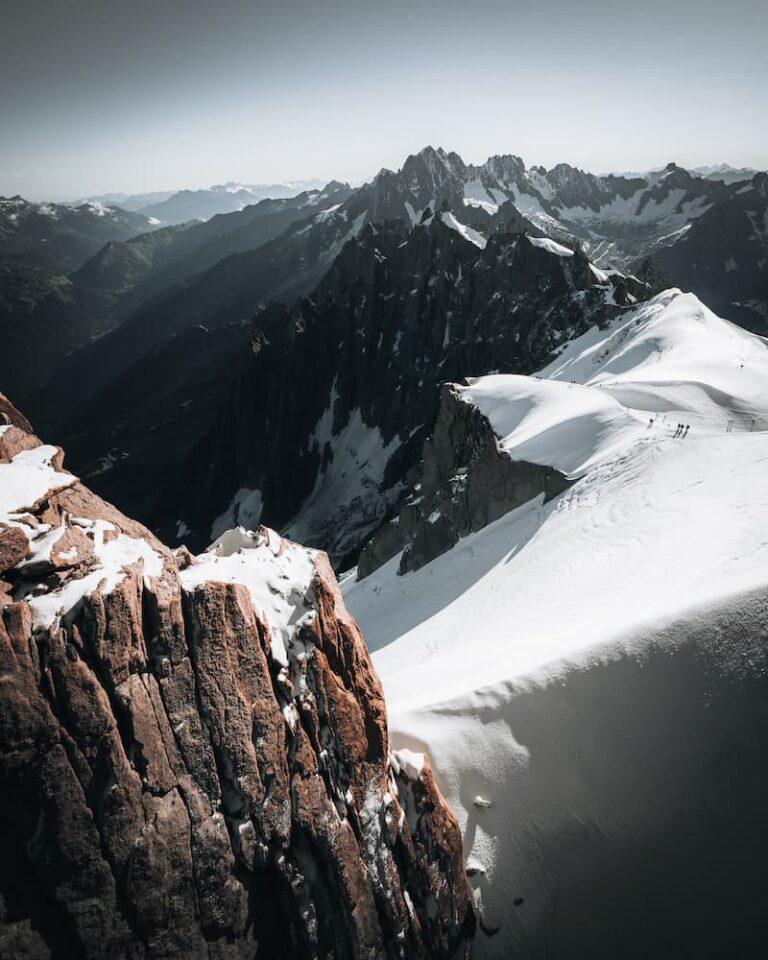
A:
0;394;473;960
358;383;571;579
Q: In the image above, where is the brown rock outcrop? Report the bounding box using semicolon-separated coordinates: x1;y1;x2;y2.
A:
0;392;474;959
0;526;30;574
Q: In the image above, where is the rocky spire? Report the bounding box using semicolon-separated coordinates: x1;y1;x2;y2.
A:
0;392;474;960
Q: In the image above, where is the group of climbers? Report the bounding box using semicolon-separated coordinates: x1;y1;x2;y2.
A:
647;415;690;438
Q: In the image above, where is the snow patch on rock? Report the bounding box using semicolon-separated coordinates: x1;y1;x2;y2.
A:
0;445;76;519
283;409;404;561
182;526;317;667
440;211;487;249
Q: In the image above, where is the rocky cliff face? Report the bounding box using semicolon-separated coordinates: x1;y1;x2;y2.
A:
357;382;572;579
156;219;653;567
0;394;473;960
648;172;768;334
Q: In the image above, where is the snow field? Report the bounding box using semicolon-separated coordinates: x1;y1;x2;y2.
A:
343;289;768;956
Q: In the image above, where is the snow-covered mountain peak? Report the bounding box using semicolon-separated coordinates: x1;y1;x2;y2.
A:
344;284;768;957
692;162;763;183
210;181;260;194
399;145;466;195
348;290;768;668
347;287;768;703
409;143;463;168
305;147;743;273
478;153;526;186
458;289;768;480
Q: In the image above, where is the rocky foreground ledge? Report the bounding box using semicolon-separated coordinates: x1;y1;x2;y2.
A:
0;392;474;960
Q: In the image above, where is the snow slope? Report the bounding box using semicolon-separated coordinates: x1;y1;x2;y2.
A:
282;405;405;563
458;376;645;476
440;211;488;249
539;288;768;432
454;289;768;479
343;289;768;957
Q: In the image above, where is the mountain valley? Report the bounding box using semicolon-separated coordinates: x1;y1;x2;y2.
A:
2;141;767;959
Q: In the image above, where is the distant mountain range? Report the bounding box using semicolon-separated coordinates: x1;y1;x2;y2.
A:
72;182;353;305
0;184;349;403
76;180;328;225
0;196;159;274
692;163;762;183
0;196;161;402
1;146;765;561
4;143;768;960
609;162;761;183
36;143;674;559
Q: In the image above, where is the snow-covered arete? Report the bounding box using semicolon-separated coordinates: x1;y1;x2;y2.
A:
440;211;487;249
456;289;768;477
344;289;768;956
458;374;645;477
526;236;574;258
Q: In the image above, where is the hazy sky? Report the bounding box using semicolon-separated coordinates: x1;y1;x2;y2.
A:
2;0;767;199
